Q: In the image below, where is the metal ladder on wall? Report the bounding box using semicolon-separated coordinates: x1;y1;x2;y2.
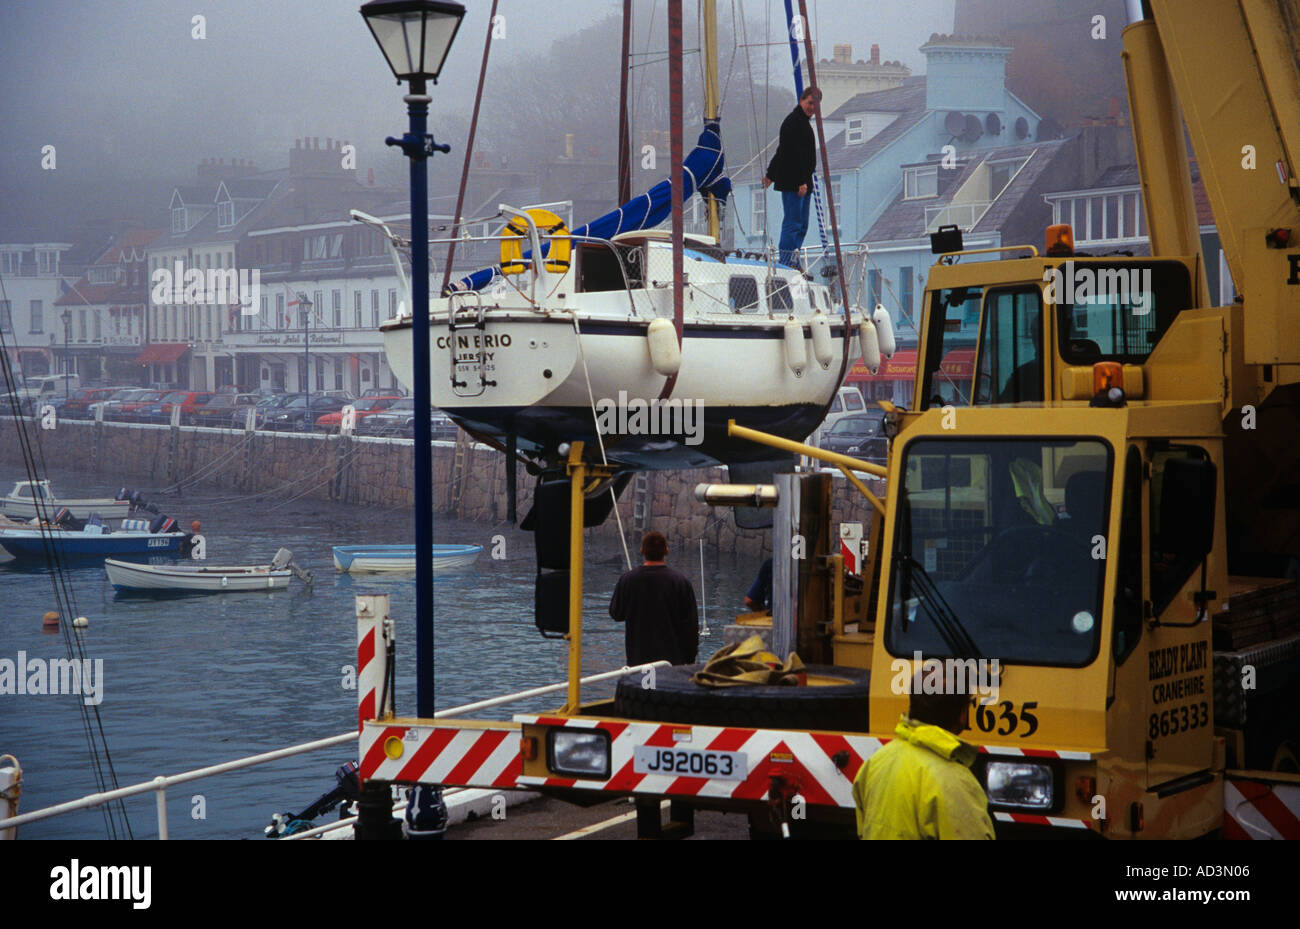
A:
449;430;472;511
632;472;650;535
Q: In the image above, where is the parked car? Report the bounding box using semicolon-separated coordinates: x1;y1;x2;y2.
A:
361;387;406;399
355;399;459;440
236;393;296;429
820;411;888;462
264;395;348;432
313;395;402;432
64;387;122;419
135;391;215;424
113;389;165;421
190;392;244;426
87;387;150;421
5;374;81;416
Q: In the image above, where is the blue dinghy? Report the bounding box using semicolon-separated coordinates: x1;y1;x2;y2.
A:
332;544;482;574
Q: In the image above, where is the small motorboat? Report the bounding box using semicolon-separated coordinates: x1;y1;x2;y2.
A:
332;544;483;574
0;480;133;523
0;514;191;563
105;549;306;593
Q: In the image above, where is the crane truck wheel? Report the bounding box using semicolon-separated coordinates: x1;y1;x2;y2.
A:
613;664;870;732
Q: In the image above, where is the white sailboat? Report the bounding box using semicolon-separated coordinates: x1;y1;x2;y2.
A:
368;1;890;478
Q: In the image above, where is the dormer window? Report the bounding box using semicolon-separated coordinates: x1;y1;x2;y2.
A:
172;207;186;234
846;117;865;145
987;158;1027;200
217;201;234;228
903;165;938;200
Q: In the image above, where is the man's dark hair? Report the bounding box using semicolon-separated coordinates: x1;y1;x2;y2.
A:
908;672;969;732
799;86;821;102
641;531;668;561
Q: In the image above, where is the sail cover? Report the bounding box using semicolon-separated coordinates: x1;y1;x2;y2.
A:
448;120;731;294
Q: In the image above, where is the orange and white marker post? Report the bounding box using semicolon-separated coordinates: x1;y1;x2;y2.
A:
356;595;392;730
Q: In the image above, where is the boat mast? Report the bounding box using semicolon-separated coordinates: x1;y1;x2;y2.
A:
702;0;721;242
617;0;633;205
668;0;685;380
795;0;851;376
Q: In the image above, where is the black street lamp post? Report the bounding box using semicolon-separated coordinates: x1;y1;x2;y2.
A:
361;0;463;718
298;293;312;426
360;0;463;840
60;310;72;399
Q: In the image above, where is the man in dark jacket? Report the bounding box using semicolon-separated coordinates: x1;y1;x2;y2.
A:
762;86;821;268
609;530;699;666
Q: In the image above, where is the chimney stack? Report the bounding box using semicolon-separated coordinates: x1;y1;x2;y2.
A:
833;43;851;65
870;44;880;65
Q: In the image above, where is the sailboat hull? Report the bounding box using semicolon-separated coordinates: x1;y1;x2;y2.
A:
383;314;851;469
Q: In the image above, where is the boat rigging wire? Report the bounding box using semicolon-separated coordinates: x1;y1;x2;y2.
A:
568;312;634;572
0;273;133;839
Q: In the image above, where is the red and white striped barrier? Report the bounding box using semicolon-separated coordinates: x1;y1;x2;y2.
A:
360;713;1097;818
1223;776;1300;839
361;722;522;788
356;596;390;732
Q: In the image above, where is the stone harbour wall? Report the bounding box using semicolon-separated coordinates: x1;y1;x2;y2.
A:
0;417;878;559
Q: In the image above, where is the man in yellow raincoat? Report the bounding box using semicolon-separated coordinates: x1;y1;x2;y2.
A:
852;684;995;839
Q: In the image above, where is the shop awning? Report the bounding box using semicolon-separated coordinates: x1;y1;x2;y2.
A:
133;343;190;365
846;348;975;382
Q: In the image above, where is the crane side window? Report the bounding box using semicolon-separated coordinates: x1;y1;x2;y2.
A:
1054;260;1191;364
919;286;983;411
973;287;1044;405
1114;447;1143;664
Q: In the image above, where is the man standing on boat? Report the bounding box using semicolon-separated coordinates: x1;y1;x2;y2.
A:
762;86;821;269
609;531;699;667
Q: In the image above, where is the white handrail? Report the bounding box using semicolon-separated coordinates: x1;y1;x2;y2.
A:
5;662;667;836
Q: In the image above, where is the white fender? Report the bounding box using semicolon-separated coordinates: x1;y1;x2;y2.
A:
646;317;681;376
809;313;834;367
783;319;807;374
858;317;881;374
873;304;896;358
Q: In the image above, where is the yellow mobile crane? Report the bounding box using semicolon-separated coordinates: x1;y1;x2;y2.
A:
356;0;1300;838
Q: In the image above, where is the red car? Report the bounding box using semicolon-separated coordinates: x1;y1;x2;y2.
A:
313;395;402;431
115;390;166;421
65;387;120;419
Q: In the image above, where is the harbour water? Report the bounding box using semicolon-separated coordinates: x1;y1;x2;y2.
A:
1;465;755;839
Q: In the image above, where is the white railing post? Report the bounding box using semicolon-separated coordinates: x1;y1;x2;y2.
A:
357;595;389;729
153;775;168;840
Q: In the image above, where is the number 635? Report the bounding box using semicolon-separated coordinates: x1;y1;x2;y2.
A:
969;699;1039;737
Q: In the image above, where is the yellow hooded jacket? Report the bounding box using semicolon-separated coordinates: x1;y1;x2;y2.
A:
852;715;995;840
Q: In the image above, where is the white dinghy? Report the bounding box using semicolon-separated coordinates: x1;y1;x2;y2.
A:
105;548;308;594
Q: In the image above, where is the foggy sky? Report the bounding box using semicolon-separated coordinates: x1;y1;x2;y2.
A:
0;0;956;239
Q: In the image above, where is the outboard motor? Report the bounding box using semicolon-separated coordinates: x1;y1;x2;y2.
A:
264;760;362;838
53;507;85;531
149;515;176;534
115;487;133;502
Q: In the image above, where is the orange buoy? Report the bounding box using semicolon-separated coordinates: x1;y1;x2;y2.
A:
41;611;59;629
191;520;202;533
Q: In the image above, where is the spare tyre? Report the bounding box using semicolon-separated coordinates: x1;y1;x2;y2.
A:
613;663;870;732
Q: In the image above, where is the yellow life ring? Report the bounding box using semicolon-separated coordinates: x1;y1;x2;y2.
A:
498;208;571;275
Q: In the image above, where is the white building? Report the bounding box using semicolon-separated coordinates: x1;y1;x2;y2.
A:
0;243;76;379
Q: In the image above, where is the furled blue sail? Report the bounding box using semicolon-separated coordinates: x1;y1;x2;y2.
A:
447;120;731;294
